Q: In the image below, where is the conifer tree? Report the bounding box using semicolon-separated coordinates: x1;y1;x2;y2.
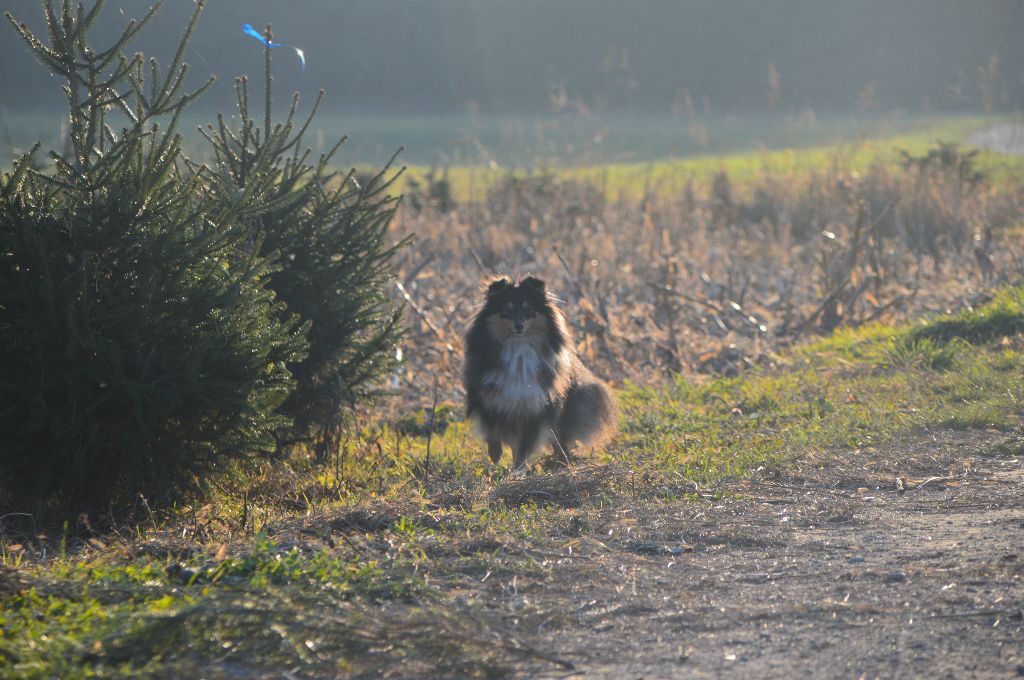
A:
0;1;307;513
200;31;405;460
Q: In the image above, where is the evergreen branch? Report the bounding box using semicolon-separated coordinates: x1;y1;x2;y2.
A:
79;0;106;36
59;1;73;38
42;2;65;55
148;55;160;105
90;3;160;65
164;0;204;91
0;143;41;201
4;12;68;75
71;1;89;51
291;90;325;161
263;25;272;140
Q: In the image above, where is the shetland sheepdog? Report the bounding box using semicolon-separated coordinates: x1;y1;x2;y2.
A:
463;276;617;470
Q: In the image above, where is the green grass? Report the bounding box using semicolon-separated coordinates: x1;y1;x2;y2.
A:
401;114;1024;201
3;286;1023;677
10;108;1013;200
616;285;1024;483
0;109;1001;166
0;538;450;678
911;287;1024;344
620;310;1023;484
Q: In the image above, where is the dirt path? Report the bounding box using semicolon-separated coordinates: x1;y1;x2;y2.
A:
9;429;1019;678
477;430;1024;679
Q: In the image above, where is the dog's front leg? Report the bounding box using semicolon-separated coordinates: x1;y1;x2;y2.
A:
487;439;503;464
511;419;546;472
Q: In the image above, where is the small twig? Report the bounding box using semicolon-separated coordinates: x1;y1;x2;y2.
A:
651;282;766;333
492;623;576;670
402;253;436;288
137;493;155;525
394;279;457;353
739;496;795;504
423;373;439;482
467;243;490;276
930;609;1007;619
0;512;35;527
749;480;861;498
914;475;952;489
553;246;626;370
496;489;555;499
525;547;591;561
553;246;586;300
239;490;248;534
549;428;581;505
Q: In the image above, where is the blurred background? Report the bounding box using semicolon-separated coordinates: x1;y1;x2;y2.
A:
2;0;1022;166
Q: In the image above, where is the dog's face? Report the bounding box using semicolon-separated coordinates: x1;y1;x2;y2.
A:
482;276;549;339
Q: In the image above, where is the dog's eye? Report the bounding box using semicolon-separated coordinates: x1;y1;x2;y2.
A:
499;303;513;317
522;304;536;318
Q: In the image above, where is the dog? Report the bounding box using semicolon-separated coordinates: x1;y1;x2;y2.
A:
463;276;617;471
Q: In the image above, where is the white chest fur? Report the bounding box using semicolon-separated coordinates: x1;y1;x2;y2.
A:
481;340;548;414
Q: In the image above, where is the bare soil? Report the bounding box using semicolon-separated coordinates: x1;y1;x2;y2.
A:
8;429;1020;679
463;429;1024;679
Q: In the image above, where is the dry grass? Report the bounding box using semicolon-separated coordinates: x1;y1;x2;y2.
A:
489;463;620;508
389;145;1024;408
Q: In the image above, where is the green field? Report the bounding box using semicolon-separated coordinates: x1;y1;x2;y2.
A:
399;115;1024;201
4;107;1018;197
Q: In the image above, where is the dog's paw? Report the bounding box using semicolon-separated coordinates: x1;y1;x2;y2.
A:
508;464;530;478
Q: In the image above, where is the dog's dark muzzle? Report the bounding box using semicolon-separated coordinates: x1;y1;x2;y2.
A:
512;310;527;334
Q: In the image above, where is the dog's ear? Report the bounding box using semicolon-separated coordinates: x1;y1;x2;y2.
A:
520;276;546;296
485;276;511;298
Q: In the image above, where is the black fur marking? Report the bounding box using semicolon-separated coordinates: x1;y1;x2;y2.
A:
519;276;546;295
486;276;512;297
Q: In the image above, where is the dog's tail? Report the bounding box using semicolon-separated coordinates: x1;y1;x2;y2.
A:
556;364;618;452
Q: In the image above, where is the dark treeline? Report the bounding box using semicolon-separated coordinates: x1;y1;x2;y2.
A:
3;0;1022;115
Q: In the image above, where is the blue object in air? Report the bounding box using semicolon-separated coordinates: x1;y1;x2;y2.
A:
242;23;306;71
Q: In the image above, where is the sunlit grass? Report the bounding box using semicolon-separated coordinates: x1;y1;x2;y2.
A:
3;285;1022;676
7;108;1016;199
402;114;1024;201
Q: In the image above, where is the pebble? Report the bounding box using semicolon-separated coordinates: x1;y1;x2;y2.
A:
884;571;908;583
